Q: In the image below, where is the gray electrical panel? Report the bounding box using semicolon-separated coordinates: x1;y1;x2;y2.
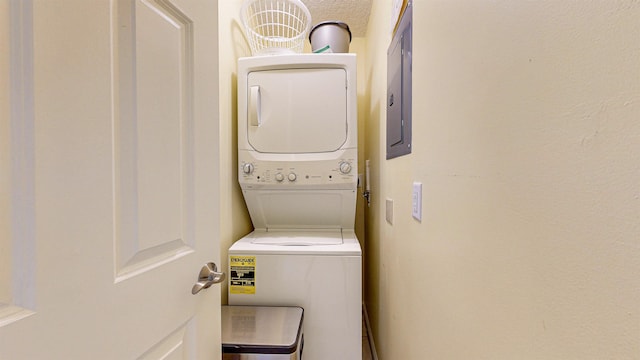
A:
386;0;412;160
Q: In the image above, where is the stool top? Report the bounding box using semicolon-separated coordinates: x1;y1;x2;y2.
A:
222;305;304;355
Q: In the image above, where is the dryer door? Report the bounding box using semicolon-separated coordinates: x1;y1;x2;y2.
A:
246;68;348;153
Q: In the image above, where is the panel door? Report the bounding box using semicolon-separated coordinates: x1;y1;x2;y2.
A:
246;68;348;153
0;0;221;358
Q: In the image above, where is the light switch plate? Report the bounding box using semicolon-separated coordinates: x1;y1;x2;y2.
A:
412;182;422;221
386;198;394;225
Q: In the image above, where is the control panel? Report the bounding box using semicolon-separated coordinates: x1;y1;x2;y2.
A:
239;158;357;187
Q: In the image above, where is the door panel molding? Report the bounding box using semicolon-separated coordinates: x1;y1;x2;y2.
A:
137;319;195;360
112;0;196;282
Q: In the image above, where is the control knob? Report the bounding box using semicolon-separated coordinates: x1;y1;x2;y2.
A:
242;163;254;175
275;173;284;182
288;173;297;182
339;162;352;174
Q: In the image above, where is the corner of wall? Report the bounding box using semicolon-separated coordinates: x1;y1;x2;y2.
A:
218;0;253;305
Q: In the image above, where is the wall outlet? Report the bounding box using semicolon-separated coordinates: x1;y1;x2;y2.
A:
386;198;394;225
412;182;422;221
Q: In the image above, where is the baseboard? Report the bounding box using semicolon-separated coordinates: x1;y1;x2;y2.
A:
362;303;379;360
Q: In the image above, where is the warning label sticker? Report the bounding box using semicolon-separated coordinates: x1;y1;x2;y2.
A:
229;255;256;295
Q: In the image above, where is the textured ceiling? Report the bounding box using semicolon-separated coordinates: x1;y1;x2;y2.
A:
301;0;372;37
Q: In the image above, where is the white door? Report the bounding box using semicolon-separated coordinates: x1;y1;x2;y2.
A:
0;0;222;359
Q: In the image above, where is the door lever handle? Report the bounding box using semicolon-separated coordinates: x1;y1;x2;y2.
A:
192;262;225;295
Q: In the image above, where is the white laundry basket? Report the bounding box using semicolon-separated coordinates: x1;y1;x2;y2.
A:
241;0;311;56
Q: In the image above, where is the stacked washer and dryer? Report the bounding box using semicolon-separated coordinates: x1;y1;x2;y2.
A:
228;54;361;360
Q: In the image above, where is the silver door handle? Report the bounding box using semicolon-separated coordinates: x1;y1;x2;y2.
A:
192;262;226;295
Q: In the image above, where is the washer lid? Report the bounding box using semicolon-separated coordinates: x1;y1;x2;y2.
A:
250;230;343;246
229;229;361;255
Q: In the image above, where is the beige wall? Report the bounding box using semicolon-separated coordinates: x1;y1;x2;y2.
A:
364;1;640;359
218;0;253;304
0;0;10;304
221;1;639;357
